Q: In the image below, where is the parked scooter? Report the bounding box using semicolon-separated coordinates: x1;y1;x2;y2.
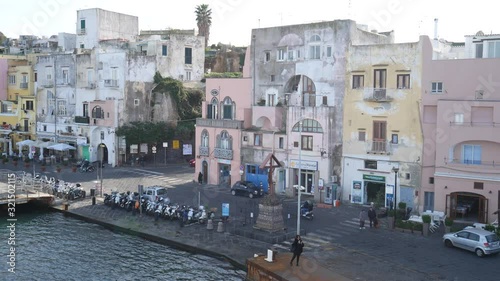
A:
300;200;314;220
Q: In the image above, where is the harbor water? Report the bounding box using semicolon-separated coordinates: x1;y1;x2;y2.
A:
1;211;246;281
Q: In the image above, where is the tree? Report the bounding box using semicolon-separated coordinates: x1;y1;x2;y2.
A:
195;4;212;48
115;121;174;145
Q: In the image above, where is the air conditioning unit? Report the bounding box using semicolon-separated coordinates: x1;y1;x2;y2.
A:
475;90;484;100
331;176;337;183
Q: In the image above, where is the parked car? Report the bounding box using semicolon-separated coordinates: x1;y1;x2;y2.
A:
443;228;500;257
231;181;264;199
142;186;170;203
189;159;195;167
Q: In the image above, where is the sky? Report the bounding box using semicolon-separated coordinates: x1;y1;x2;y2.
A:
1;0;500;46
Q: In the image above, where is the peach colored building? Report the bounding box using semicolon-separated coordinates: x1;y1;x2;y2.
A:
421;37;500;224
194;49;252;186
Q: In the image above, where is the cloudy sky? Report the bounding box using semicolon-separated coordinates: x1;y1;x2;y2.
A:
1;0;499;46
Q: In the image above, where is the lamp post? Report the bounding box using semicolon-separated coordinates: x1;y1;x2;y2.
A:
392;166;399;226
296;120;303;235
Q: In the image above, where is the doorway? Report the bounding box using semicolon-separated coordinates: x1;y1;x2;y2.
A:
364;181;385;204
300;170;314;193
98;143;108;163
446;192;487;223
219;164;230;187
202;161;208;184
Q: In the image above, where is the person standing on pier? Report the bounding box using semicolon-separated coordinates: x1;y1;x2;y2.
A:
290;235;304;266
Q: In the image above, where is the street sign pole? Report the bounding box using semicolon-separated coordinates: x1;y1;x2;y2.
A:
163;142;168;166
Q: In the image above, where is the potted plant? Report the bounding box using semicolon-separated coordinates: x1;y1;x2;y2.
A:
387;209;396;229
444;217;453;233
2;157;8;165
12;156;18;167
422;214;432;237
56;165;62;173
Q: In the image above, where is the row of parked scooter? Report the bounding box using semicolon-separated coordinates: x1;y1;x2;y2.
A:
103;191;215;226
39;175;87;200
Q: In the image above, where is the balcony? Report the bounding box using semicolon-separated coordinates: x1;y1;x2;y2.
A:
366;140;391;155
20;82;28;89
104;79;118;87
199;146;209;156
214;148;233;160
43;83;53;88
444;158;500;172
196;118;243;129
363;88;394;102
75;116;90;124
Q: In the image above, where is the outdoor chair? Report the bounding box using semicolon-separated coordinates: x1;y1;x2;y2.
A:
429;220;439;233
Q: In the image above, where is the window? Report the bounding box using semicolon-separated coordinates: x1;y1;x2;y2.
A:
352;75;364;89
294;141;299;148
43;125;47;131
243;136;248;141
107;112;110;118
217;131;232;149
185;71;191;81
267;93;276;106
184;47;192;64
326;46;332;57
429;177;434;184
201;130;209;147
57;100;66;115
358;131;366;141
100;131;104;140
254;134;262;146
475;43;483;58
397;74;410;89
62;68;69;84
134;99;139;106
162;45;168;56
474;182;484;190
288;50;294;60
279;137;284;149
322;96;327;105
8;75;16;85
297;50;301;58
405;173;411;180
270;75;275;82
80;19;85;29
265;51;270;62
301;135;313;150
222;97;233;119
292;119;323;133
431;82;443;93
309;45;320;59
83;103;88;117
25;101;34;110
454;113;464;124
463;144;481;165
247;165;256;174
92;106;104;119
364;160;377;169
373;121;387;141
391;134;398;144
207;98;218;119
374;69;387;89
487;41;500;58
80;44;85;49
277;49;286;61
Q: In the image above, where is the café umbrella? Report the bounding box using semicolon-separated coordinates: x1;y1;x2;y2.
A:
47;143;76;151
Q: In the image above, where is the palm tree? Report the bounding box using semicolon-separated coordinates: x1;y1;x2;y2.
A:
195;4;212;47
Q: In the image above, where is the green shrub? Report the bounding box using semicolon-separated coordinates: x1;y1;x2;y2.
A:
445;217;453;227
398;202;407;210
413;223;423;231
485;224;496;232
422;214;432;223
387;210;396;217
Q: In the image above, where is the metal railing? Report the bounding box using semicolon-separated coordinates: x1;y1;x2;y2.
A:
366;140;391;154
363;88;394;102
445;158;500;167
449;121;500;127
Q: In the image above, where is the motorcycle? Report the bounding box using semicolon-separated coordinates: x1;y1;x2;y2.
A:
301;200;314;220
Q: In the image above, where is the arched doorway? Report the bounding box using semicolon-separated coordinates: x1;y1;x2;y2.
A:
202;161;208;184
97;143;108;164
446;192;488;223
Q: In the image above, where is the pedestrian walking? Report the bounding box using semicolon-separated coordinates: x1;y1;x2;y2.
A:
198;172;203;185
359;209;367;229
290;235;304;266
368;206;377;228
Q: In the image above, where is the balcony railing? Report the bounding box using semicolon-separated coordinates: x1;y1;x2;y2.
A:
75;116;90;124
104;79;118;87
366;140;391;154
196;118;243;130
214;148;233;160
363;88;393;102
450;122;500;127
445;158;500;167
20;82;28;89
199;146;209;156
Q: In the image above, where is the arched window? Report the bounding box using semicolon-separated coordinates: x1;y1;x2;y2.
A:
216;130;232;149
207;98;218;119
201;130;209;147
92;106;104;119
292;119;323;133
222;97;234;119
309;35;321;59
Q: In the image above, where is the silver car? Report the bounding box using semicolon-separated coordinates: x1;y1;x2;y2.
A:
443;228;500;257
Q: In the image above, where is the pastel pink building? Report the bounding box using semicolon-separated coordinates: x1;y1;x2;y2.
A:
421;38;500;223
194;48;252;186
0;58;7;100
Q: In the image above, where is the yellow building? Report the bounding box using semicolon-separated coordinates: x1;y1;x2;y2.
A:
341;38;425;210
0;54;37;156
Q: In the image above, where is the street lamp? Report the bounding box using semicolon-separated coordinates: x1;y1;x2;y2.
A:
296;120;303;235
392;166;399;225
98;144;105;197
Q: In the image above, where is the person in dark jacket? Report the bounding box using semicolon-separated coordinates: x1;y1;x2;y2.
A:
290;235;305;266
368;206;377;228
198;172;203;185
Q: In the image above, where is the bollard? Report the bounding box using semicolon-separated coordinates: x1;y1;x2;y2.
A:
92;196;96;205
206;219;214;230
217;221;224;233
63;203;69;211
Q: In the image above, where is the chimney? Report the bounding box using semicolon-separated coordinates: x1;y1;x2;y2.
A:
434;18;438;40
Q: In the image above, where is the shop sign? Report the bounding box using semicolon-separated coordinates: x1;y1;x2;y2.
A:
363;174;385;182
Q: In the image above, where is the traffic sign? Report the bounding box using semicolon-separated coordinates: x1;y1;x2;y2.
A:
152;146;157;154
